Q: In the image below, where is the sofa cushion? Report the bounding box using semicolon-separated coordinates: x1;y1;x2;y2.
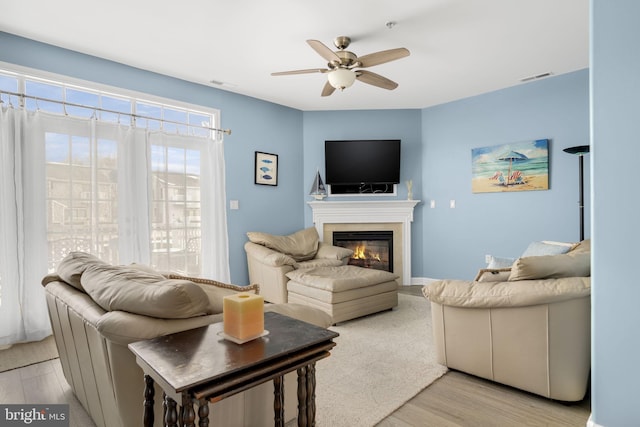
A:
294;259;345;269
247;227;319;261
264;252;297;267
56;251;108;291
286;266;398;292
508;251;591;281
81;263;213;318
244;241;297;267
315;242;353;260
423;276;591;308
96;311;222;345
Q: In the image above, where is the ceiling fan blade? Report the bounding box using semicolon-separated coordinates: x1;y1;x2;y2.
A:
271;68;328;76
307;39;341;64
356;70;399;90
357;48;410;68
321;81;336;97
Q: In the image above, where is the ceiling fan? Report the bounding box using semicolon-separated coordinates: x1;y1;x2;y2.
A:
271;36;410;97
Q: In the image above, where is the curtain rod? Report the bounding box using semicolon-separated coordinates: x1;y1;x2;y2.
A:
0;89;232;136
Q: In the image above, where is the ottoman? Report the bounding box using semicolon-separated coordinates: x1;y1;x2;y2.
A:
285;265;399;324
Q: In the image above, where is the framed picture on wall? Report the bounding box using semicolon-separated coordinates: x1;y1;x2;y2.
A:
254;151;278;186
471;139;549;193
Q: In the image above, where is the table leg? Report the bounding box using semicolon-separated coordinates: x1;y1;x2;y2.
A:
274;376;285;427
143;375;154;427
197;398;209;427
297;367;308;427
307;363;316;425
181;392;196;427
164;395;178;427
296;364;318;427
162;392;167;424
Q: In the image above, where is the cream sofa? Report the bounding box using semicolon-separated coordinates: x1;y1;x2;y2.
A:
244;227;354;304
422;240;591;401
43;252;332;427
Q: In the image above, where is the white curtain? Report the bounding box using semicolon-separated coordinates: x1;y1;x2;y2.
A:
0;107;50;345
0;106;229;346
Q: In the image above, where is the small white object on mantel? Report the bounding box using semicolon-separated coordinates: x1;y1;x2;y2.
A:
308;200;420;286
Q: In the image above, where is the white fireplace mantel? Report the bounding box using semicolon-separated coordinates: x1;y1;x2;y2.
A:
308;200;420;285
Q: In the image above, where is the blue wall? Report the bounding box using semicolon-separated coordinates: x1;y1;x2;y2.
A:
302;109;424;275
300;72;589;282
0;32;304;285
591;0;640;425
421;70;590;279
0;32;591;284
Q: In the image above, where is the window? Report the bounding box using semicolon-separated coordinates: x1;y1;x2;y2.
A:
45;132;119;268
150;144;203;275
1;71;217;135
1;69;221;276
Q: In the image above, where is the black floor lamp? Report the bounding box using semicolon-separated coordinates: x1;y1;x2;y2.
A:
563;145;590;241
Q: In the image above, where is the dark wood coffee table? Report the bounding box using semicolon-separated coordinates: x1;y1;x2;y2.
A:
129;311;338;427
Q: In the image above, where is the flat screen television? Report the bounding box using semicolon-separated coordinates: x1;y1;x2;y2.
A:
325;139;401;186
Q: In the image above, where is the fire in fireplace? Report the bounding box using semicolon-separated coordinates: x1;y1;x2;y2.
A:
332;231;393;272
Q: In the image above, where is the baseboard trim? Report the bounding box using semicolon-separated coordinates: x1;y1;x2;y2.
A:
407;277;439;286
587;414;604;427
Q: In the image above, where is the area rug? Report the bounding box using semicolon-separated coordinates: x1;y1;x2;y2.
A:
0;335;59;372
314;293;448;427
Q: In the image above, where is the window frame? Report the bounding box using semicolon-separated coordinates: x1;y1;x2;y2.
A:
0;61;221;138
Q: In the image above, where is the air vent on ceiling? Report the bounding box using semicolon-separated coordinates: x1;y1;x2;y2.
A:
520;72;554;83
209;79;237;88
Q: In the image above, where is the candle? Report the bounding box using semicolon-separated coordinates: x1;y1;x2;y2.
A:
223;292;264;340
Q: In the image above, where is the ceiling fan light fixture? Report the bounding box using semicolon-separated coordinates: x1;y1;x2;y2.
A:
327;68;356;90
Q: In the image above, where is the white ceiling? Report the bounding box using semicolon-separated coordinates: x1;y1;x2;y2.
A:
0;0;589;111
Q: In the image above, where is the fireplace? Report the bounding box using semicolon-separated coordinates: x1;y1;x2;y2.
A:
308;200;419;285
333;231;393;272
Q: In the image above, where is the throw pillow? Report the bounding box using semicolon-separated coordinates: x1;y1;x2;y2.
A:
521;241;573;257
81;264;212;318
474;268;512;282
486;255;516;269
247;227;320;261
570;239;591;253
508;251;590;281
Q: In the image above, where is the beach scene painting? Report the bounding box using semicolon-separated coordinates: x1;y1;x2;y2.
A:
472;139;549;193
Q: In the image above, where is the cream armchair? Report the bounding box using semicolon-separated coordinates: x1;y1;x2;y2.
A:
422;240;591;401
244;227;353;303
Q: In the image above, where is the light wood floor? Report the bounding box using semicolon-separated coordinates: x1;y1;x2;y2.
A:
0;286;590;427
0;358;96;427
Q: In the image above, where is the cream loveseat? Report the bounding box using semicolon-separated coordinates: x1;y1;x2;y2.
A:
423;240;591;401
43;252;332;427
